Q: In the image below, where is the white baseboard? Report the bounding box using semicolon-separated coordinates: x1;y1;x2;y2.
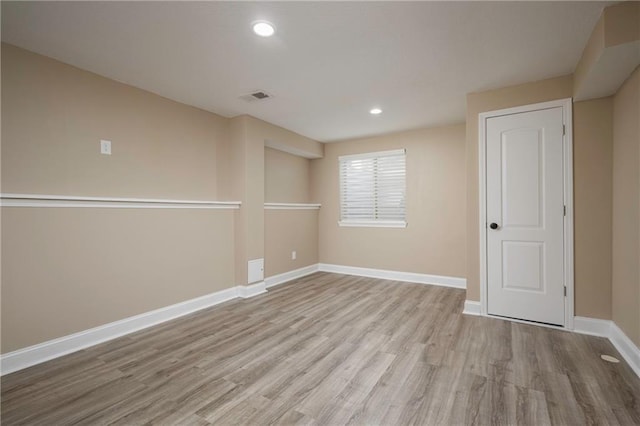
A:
19;268;639;380
573;316;613;337
318;263;466;289
237;281;267;298
0;265;462;376
610;322;640;378
564;316;640;378
462;300;482;316
1;284;263;376
265;264;319;288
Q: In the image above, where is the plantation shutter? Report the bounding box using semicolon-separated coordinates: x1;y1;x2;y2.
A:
339;149;406;227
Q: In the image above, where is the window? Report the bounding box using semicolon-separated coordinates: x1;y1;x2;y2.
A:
339;149;406;228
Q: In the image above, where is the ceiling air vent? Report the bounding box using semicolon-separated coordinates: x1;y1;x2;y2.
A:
240;91;272;102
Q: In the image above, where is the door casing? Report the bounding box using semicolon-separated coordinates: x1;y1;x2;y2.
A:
478;98;574;329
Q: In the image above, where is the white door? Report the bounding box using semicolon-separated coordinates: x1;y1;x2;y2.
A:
486;107;565;326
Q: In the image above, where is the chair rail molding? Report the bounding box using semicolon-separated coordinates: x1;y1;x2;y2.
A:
264;203;321;210
0;193;241;209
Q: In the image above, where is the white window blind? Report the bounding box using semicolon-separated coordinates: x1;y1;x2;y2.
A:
339;149;406;228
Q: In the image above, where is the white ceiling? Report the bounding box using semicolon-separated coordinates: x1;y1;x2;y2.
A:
1;1;610;142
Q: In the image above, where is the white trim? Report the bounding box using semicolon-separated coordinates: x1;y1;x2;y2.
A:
338;148;406;161
573;316;613;337
0;285;254;375
265;264;319;288
0;193;241;209
573;316;640;378
478;98;574;328
476;99;573;118
485;314;566;332
562;100;575;329
318;263;466;289
479;109;488;316
338;220;407;228
264;203;321;210
237;281;267;298
463;300;482;316
610;322;640;378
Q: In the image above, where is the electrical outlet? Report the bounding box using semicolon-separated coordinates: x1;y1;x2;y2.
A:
291;251;297;260
100;139;112;155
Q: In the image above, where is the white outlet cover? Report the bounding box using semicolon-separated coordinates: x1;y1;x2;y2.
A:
100;139;112;155
291;251;297;260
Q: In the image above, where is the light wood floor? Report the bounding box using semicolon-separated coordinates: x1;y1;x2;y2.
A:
2;272;640;425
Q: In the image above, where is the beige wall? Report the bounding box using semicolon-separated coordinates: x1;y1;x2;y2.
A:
573;97;613;319
259;126;323;160
312;124;466;278
228;116;249;286
3;26;634;358
603;1;640;48
1;44;228;200
573;14;605;97
1;44;237;353
227;115;267;285
264;146;317;278
244;117;267;263
465;75;573;302
228;116;320;285
265;210;318;277
1;208;235;352
612;66;640;346
265;147;311;204
573;2;640;100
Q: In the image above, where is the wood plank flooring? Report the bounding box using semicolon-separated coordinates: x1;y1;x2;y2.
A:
2;272;640;425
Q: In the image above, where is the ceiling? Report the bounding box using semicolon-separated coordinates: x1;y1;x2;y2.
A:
1;1;610;142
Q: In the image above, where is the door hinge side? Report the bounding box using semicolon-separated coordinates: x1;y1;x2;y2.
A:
563;205;567;216
563;124;566;135
564;286;567;297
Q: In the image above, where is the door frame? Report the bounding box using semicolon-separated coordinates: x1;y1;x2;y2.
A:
478;98;574;329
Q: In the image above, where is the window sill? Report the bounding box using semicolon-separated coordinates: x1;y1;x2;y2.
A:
338;220;407;228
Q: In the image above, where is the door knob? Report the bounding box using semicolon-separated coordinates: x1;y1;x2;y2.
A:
489;222;499;230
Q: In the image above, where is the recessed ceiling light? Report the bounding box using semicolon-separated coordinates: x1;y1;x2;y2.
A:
252;21;276;37
370;108;382;115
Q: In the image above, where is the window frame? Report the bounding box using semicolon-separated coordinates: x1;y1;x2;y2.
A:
338;148;407;228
